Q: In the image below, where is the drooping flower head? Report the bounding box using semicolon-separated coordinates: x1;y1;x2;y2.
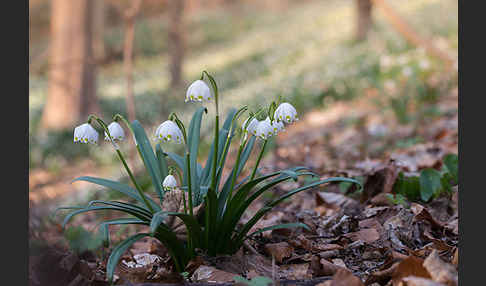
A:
255;119;273;140
155;120;184;144
265;117;284;135
74;123;99;145
104;122;125;142
242;117;259;136
274;102;298;124
185;80;212;103
162;174;178;191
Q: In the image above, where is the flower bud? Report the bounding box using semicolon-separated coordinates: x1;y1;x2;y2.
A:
155;120;184;144
185;80;212;102
274;102;298;124
74;123;99;145
162;175;178;191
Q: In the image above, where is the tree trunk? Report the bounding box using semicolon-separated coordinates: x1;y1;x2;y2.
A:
168;0;185;89
41;0;99;130
355;0;373;41
123;0;143;123
92;0;106;62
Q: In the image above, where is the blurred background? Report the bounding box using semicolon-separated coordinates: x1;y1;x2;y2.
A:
29;0;457;262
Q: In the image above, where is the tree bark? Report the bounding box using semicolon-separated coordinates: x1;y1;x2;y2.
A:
371;0;454;68
92;0;106;62
168;0;185;89
41;0;99;130
355;0;373;41
122;0;143;123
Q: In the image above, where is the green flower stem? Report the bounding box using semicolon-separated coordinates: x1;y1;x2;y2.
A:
185;152;194;216
89;114;154;213
172;167;187;214
113;114;144;159
228;138;247;200
250;139;268;181
210;115;219;192
116;149;154;213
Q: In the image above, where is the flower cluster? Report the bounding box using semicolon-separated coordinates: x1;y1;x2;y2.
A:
66;71;360;283
243;102;298;140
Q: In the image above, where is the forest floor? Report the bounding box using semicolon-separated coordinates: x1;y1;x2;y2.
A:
29;0;458;285
29;79;458;286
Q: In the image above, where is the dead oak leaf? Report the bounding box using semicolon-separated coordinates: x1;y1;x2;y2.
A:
423;250;458;286
392;256;432;286
329;269;364;286
191;265;236;283
344;228;380;244
401;276;447;286
264;242;294;264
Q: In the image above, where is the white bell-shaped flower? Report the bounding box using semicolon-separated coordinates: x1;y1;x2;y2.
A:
242;117;259;136
155;120;183;144
274;102;299;124
185;80;212;102
255;119;274;140
104;122;125;142
74;123;99;145
265;117;285;135
162;175;178;191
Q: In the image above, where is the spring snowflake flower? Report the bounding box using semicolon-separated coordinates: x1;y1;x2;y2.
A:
265;117;284;135
185;80;212;102
104;122;125;142
255;119;274;140
74;123;99;145
243;117;259;136
162;175;178;191
155;120;183;144
274;102;299;124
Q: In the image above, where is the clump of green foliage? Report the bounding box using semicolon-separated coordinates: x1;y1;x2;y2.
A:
56;71;361;283
392;153;458;202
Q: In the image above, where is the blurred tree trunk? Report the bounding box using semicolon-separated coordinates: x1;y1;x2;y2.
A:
168;0;185;89
355;0;373;41
41;0;99;130
122;0;143;123
92;0;106;62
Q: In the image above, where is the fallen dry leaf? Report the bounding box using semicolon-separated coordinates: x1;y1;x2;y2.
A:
279;263;312;280
392;256;432;285
191;265;237;283
344;228;380;244
329;268;364;286
422;250;458;286
264;242;294;264
401;276;447;286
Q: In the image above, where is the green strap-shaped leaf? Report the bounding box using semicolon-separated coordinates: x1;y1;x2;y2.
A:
62;206;151;228
97;218;148;247
149;211;169;234
247;223;310;238
187;107;207;206
106;233;152;282
72;176;161;212
201;109;236;188
167;152;203;188
234;177;361;247
131;120;164;203
166;212;204;250
218;169;313;251
86;200;153;218
155;143;170;180
217;136;256;217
